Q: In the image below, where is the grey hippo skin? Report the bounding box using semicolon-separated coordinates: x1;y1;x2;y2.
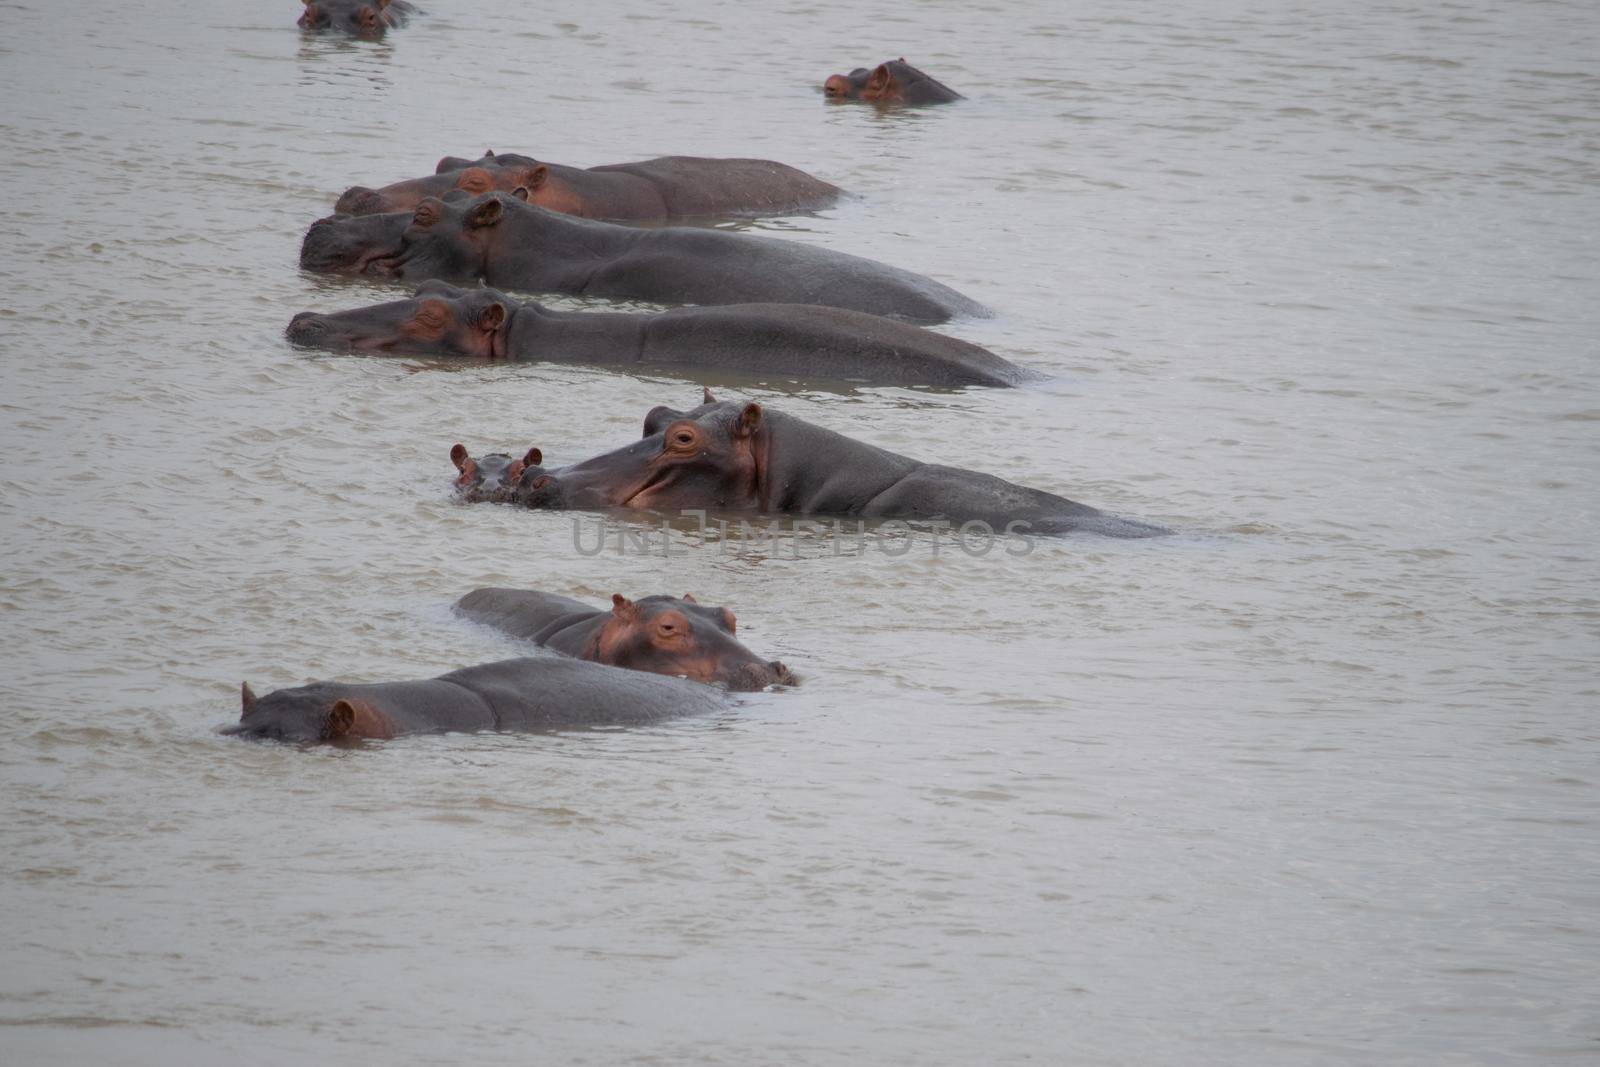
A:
336;149;842;219
285;281;1027;388
298;0;413;34
823;59;962;105
224;657;726;742
454;588;793;691
299;191;989;325
451;390;1170;539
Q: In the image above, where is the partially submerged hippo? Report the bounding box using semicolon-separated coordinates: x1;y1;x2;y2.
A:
299;191;988;325
286;281;1026;388
451;390;1169;538
298;0;413;34
454;588;793;690
824;59;962;105
336;150;841;219
225;657;725;742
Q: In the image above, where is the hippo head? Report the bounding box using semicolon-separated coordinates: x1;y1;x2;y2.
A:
286;282;515;359
300;189;483;276
591;594;793;691
224;682;395;742
372;192;523;284
520;389;764;512
299;209;411;274
823;67;875;101
450;443;554;505
298;0;397;34
335;152;550;216
824;59;951;105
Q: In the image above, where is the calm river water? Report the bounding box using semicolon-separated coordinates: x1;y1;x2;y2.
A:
2;1;1597;1063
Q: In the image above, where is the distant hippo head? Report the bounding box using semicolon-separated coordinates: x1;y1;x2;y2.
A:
286;283;514;359
450;443;551;505
298;0;400;34
510;388;763;512
592;594;793;691
224;682;394;742
824;59;961;105
335;151;550;216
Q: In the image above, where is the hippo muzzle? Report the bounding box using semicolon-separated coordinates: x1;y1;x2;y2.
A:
721;659;795;692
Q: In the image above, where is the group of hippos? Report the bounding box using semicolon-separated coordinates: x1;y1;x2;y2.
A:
230;2;1169;742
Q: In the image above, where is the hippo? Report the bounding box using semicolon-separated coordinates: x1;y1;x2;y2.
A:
824;59;962;105
286;281;1027;388
299;191;989;325
451;390;1169;538
449;442;539;504
454;588;793;691
225;657;726;742
336;150;841;219
298;0;413;34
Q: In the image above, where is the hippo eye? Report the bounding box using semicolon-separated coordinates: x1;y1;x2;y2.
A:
671;429;696;448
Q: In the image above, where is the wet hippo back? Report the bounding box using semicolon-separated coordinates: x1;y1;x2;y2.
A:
449;657;724;728
593;224;989;324
225;657;726;741
637;304;1021;385
592;156;841;216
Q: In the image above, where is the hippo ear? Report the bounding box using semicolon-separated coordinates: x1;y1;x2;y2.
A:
241;682;258;718
866;63;893;95
450;443;469;471
611;594;638;620
523;165;550;192
466;197;504;229
732;402;763;439
327;700;356;739
509;187;530;202
522;447;543;467
681;592;697;603
702;387;718;404
476;301;507;331
721;608;737;634
643;405;684;437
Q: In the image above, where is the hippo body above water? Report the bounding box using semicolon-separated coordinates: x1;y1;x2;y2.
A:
453;391;1169;539
298;0;413;34
454;588;792;690
300;191;989;325
824;59;962;105
286;282;1025;388
225;656;726;742
337;150;842;220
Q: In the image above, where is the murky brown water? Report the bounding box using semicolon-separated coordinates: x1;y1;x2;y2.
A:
3;1;1598;1063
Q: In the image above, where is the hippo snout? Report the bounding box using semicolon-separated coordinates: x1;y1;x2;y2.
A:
823;75;852;99
335;186;389;216
299;220;344;270
723;659;795;691
286;312;329;345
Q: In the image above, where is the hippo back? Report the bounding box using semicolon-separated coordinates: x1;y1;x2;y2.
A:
443;657;726;728
593;156;841;215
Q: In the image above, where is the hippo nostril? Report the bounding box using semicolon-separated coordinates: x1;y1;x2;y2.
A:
335;186;384;215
